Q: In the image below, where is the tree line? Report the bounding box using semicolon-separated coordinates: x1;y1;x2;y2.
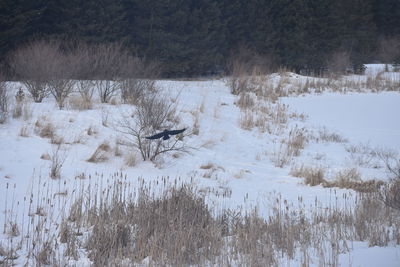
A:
0;0;399;77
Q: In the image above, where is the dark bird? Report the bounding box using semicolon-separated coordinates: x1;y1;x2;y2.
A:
145;128;186;140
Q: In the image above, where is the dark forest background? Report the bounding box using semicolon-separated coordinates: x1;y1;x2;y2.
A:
0;0;399;77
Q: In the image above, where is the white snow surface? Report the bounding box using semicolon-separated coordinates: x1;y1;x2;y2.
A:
282;92;400;150
1;71;400;265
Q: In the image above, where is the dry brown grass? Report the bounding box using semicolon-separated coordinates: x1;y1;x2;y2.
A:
236;92;255;110
34;118;55;139
270;127;308;168
68;95;92;110
290;165;326;186
49;145;67;179
318;127;348;143
4;172;398;266
84;184;220;266
124;152;137;167
324;168;384;192
87;141;111;163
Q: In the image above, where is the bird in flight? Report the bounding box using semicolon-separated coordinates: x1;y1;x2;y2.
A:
145;128;186;140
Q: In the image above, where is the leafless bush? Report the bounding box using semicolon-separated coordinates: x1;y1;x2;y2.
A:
76;80;95;108
87;141;111;163
46;52;76;109
120;58;159;105
91;43;130;103
120;78;156;105
8;39;61;102
0;76;8;123
118;90;186;161
227;47;274;95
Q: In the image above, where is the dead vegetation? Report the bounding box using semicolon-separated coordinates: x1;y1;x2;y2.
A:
87;141;111;163
34;117;56;139
291;165;384;192
58;177;399;266
2;173;400;266
0;76;8;124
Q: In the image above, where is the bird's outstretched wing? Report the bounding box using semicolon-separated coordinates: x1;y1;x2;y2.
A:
145;132;166;140
167;128;186;135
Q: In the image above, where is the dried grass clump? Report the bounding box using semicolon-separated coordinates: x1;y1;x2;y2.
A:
286;126;307;156
318;127;348;143
270;127;308;168
124;152;137;167
87;142;111;163
35;118;55;139
290;165;326;186
68;95;92;110
236;92;255;110
0;77;8;123
49;145;67;179
325;168;383;192
239;111;255;130
200;162;215;169
85;185;220;266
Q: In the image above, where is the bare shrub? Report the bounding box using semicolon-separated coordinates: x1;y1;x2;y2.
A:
0;76;8;123
118;90;186;161
87;142;111;163
120;58;159;105
8;39;60;102
290;165;326;186
91;43;130;103
227;46;274;95
47;52;76;109
49;145;67;179
120;78;156;105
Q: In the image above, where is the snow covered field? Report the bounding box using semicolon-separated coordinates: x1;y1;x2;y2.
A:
1;67;399;266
